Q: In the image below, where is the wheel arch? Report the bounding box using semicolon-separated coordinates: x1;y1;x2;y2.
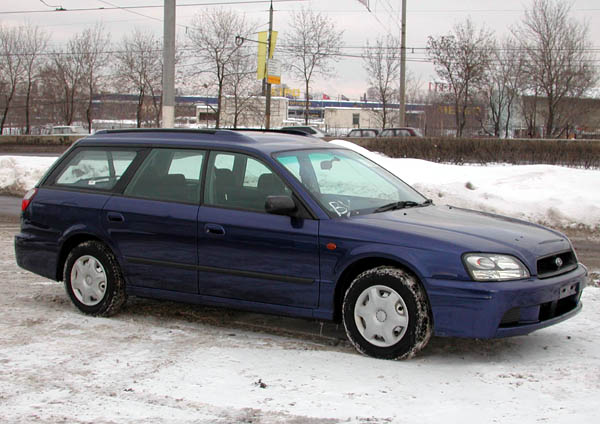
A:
332;256;432;324
56;233;111;281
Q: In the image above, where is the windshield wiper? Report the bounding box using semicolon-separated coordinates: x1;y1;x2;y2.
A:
374;199;433;213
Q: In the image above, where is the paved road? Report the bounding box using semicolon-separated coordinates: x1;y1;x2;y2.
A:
0;195;20;217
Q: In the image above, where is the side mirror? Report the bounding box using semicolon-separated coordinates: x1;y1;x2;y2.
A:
320;157;340;170
265;195;297;215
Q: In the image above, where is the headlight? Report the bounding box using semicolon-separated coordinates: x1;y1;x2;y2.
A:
463;253;530;281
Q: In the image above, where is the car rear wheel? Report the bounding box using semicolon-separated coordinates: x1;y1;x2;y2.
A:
64;240;127;316
342;266;432;359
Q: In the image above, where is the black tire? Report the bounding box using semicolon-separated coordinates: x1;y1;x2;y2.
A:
342;266;432;360
63;240;127;316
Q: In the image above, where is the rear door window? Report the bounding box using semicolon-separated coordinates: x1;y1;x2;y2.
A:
124;148;205;204
52;149;137;191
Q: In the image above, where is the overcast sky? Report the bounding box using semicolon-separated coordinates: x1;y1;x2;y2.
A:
2;0;599;99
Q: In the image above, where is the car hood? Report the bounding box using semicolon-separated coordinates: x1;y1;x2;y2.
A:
346;205;571;261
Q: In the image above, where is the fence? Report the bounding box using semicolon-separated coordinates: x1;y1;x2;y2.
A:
328;136;600;169
2;135;600;169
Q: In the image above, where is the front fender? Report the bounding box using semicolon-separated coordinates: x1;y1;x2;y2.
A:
322;239;468;287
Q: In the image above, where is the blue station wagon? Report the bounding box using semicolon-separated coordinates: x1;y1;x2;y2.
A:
15;129;588;359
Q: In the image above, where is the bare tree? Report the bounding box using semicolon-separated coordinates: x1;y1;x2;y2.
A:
0;24;25;133
501;40;527;138
482;37;526;137
405;69;426;104
47;38;85;125
520;88;541;138
427;18;494;137
114;29;163;128
187;9;252;128
72;24;110;133
224;46;261;128
21;24;49;134
362;35;400;129
283;8;343;125
513;0;598;138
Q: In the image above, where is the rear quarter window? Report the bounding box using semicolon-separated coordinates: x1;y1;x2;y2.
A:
50;148;138;191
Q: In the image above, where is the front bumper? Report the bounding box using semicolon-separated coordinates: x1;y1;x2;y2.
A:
425;264;588;338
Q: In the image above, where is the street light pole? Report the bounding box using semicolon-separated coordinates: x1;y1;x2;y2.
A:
399;0;407;127
265;1;273;129
162;0;176;128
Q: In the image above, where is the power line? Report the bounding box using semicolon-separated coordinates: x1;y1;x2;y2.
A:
95;0;163;25
2;45;598;61
0;0;308;15
38;0;63;8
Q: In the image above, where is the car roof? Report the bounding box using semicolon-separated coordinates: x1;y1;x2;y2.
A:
77;128;336;155
381;127;419;131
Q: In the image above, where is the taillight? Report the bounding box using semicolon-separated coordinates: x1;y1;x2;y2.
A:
22;188;38;212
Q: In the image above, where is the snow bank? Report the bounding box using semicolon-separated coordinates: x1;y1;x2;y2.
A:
0;156;58;196
331;140;600;230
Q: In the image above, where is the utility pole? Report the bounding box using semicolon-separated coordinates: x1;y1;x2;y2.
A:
398;0;407;127
265;1;274;129
162;0;176;128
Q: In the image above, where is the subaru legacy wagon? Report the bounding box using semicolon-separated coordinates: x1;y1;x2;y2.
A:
15;129;588;359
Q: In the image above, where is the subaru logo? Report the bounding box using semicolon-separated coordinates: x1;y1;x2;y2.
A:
555;257;563;268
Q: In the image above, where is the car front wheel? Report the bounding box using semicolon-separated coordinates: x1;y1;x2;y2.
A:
63;240;127;316
342;266;432;359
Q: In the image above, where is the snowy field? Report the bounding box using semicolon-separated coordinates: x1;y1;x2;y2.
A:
0;223;599;423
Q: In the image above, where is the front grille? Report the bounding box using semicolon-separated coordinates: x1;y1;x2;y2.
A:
537;250;577;279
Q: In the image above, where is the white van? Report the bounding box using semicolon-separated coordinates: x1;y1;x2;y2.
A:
50;126;88;135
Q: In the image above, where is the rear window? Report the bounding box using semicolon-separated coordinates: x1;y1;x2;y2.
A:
52;148;138;191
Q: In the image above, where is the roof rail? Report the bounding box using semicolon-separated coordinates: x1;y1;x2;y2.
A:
94;128;218;135
233;128;312;137
93;128;311;137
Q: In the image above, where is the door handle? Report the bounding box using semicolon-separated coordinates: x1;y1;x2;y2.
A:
205;223;225;236
107;212;125;223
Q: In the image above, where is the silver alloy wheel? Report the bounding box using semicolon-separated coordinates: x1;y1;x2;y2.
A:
70;255;107;306
354;285;409;347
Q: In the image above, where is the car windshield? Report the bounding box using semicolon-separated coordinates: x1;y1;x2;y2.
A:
274;148;427;217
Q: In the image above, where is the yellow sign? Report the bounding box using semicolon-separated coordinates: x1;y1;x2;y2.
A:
257;30;278;80
267;59;281;85
271;87;301;98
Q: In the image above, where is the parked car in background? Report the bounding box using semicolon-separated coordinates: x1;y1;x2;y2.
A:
379;127;423;137
15;129;587;360
347;128;379;138
280;126;326;138
50;126;88;135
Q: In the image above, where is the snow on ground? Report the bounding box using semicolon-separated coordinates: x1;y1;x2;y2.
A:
2;144;600;230
0;155;57;197
0;224;598;423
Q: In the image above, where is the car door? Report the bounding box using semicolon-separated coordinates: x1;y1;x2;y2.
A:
197;151;320;309
103;148;205;294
